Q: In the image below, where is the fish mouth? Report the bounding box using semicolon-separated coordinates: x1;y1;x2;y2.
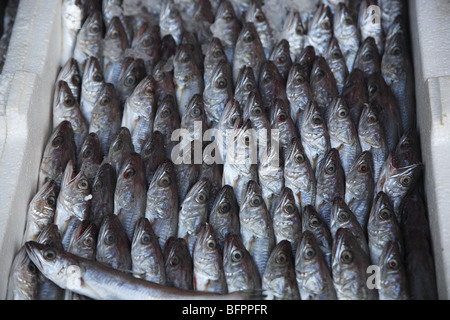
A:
24;241;43;271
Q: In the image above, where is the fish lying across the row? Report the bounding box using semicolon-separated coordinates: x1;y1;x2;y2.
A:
7;0;437;300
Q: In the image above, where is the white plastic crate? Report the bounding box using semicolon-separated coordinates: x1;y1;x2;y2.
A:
0;0;448;299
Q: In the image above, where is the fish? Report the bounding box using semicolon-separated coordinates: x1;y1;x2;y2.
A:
104;127;135;177
180;31;205;75
145;160;179;250
245;0;275;59
223;233;261;293
300;100;331;173
153;95;181;159
239;180;275;277
102;0;123;27
121;75;157;154
297;45;316;78
378;241;410;300
90;163;116;228
193;223;228;294
53;80;89;155
76;132;103;189
333;3;360;72
342;68;368;128
116;57;147;106
203;37;228;87
210;0;241;66
270;39;292;82
159;0;184;45
262;240;300;300
177;178;210;255
327;95;361;176
272;187;302;256
96;213;132;271
330;196;370;258
191;0;214;47
197;151;223;212
286;63;312;127
270;98;298;159
180;94;208;146
203;60;233;128
152;58;176;104
172;142;200;205
381;18;416;132
344;151;374;230
278;10;306;61
367;191;403;265
234;66;258;109
159;34;177;62
56;57;82;103
80;56;105;124
332;228;377;300
89;83;123;157
378;0;406;33
401;192;438;300
324;37;349;93
54;160;91;242
103;16;130;87
309;56;339;123
23;179;59;244
217;99;242;164
73;10;104;73
259;61;289;113
232;22;266;85
353;36;381;78
208;185;240;251
357;102;388;184
114;152;147;241
131;217;166;285
6;246;39;300
61;0;87;66
130;23;161;73
284;137;316;212
24;241;259;300
173;44;204;118
164;237;194;290
67;220;98;260
358;0;384;55
305;4;333;57
392;129;422;168
141;131;166;187
295;230;337;300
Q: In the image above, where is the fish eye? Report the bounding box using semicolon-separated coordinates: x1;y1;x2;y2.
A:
326;164;336;175
125;75;137;87
219;202;231;214
77;179;89;190
368;85;378;96
213;48;224;58
310;217;320;227
71;75;81;86
93;181;103;192
93;72;103;82
294;74;305;85
340;250;353;264
141;233;152;245
363;52;374;61
367;113;378;123
277;54;288;64
401;139;411;149
64;96;75;106
255;12;265;22
303;247;316;260
294;153;305;164
90;24;101;34
52;136;65;147
284;203;296;213
144;86;154;95
400;175;412;187
231;114;240;125
190;106;202;117
223;13;233;22
82;149;93;160
264;73;273;83
43;249;57;261
337;107;348;118
196;192;208;203
84;236;94;246
276;253;288;264
277;112;288;122
161;107;172;118
231;249;243;262
114;140;123;151
244;81;255;91
244;33;255;43
344;17;353;25
206;239;216;250
100;96;111;106
252;106;263;116
170;255;180;266
312;114;323;125
215;77;228;89
315;69;325;80
388;258;400;270
358;163;369;173
380;208;392;220
181;55;191;63
28;263;37;273
154;71;164;81
124;167;136;179
242;134;252;146
105;233;116;245
110;29;120;39
250;195;263;207
296;24;305;35
142;37;154;47
321;20;331;30
75;0;85;6
392;46;402;56
46;196;56;207
169;10;178;18
338;211;349;221
158;176;171;187
332;50;342;59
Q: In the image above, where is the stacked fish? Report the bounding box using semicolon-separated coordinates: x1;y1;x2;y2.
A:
7;0;438;300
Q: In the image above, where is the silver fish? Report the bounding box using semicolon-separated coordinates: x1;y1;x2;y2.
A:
122;75;157;154
234;66;258;109
89;83;122;157
173;142;200;204
153;95;181;159
6;246;39;300
286;63;312;127
116;57;147;106
114;152;147;241
353;36;381;78
102;0;123;27
198;151;223;212
96;213;132;271
80;56;105;124
358;1;384;55
268;91;293;145
203;37;228;87
76;132;103;188
295;230;337;300
131;217;166;285
25;241;258;299
67;220;97;260
239;180;275;277
217;99;242;164
159;0;184;45
342;68;368;128
105;127;135;177
130;23;161;73
164;237;193;290
332;228;377;300
180;31;204;75
378;0;405;33
91;163;116;228
262;240;300;300
324;37;349;93
279;10;306;61
192;0;214;47
145;160;179;250
56;57;82;103
141;131;166;187
223;233;261;293
23;179;59;243
334;3;360;72
152;58;176;104
193;223;228;294
61;0;87;65
180;94;208;150
260;61;289;113
270;39;292;82
245;0;274;59
305;4;333;56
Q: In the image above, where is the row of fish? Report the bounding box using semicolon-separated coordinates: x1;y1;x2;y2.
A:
7;0;438;300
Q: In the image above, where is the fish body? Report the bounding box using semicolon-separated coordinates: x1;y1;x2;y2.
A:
286;63;312;127
279;10;306;61
334;3;360;72
305;4;333;56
